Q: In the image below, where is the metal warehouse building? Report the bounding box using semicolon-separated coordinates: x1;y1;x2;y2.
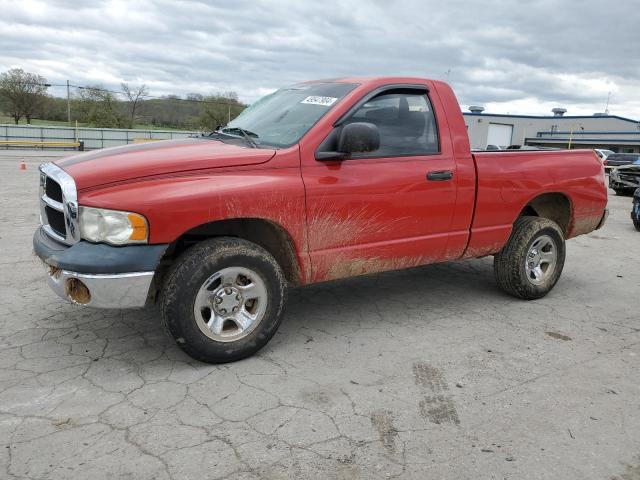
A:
464;107;640;152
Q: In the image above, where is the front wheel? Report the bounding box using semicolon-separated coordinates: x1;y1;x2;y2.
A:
494;216;566;300
160;237;287;363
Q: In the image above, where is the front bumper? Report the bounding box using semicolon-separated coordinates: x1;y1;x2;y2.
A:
609;171;640;190
46;269;155;308
34;227;168;309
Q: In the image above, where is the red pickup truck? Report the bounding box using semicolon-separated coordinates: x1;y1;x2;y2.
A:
34;77;608;363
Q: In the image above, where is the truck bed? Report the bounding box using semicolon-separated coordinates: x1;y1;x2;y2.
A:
463;149;607;258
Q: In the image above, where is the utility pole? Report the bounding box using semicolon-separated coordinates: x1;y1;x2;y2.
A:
66;80;71;126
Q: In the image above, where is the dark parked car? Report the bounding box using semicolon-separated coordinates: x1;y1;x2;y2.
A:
609;158;640;195
605;153;640;173
633;188;640;231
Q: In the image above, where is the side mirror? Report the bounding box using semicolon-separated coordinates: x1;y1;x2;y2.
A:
338;122;380;154
315;122;380;161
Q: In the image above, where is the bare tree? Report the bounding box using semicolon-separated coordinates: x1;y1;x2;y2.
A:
121;83;148;128
0;68;49;124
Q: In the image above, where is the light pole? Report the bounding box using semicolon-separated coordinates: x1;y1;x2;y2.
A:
66;80;71;126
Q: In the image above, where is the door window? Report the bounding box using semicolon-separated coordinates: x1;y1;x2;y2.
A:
347;90;439;157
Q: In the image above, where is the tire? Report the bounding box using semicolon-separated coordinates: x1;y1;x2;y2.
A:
160;237;287;363
614;188;630;196
493;216;566;300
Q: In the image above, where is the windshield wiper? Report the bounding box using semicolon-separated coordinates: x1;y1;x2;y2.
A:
219;127;259;148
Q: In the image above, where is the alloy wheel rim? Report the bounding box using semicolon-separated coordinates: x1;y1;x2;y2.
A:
524;234;557;285
193;266;268;342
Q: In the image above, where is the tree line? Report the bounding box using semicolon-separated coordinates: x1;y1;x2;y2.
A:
0;68;246;131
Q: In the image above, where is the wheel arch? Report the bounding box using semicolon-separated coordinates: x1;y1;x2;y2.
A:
516;192;573;237
153;217;302;298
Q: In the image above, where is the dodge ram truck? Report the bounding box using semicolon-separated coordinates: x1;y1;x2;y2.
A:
34;77;608;363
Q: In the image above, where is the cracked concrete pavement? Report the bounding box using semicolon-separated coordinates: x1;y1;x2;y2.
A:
1;152;639;479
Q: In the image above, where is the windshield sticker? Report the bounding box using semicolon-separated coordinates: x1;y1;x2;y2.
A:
301;96;338;106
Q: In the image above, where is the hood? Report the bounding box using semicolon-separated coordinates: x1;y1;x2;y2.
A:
57;138;276;190
607;158;636;166
616;163;640;173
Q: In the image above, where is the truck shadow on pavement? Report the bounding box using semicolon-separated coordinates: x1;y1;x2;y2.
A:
276;258;505;346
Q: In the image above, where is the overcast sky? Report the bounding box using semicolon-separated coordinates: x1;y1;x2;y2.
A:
1;0;639;118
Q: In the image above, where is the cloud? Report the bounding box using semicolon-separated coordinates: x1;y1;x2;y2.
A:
0;0;638;118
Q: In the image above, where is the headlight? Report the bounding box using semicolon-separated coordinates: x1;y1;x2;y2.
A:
79;206;148;245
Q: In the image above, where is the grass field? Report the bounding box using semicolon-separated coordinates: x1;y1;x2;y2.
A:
0;116;90;127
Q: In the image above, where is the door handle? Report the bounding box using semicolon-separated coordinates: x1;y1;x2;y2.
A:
427;170;454;181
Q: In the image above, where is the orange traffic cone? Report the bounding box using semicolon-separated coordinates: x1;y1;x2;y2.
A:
20;160;26;171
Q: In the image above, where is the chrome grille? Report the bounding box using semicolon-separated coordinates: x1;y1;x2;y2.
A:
44;205;66;237
39;163;80;245
45;178;63;203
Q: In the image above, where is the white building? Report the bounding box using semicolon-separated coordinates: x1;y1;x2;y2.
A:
463;107;640;153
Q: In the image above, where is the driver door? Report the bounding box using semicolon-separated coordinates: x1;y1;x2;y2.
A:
301;87;460;282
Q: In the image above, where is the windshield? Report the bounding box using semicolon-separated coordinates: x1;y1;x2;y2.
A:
224;82;357;148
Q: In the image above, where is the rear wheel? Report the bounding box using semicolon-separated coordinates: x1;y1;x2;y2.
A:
494;216;566;300
614;188;631;196
160;237;287;363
